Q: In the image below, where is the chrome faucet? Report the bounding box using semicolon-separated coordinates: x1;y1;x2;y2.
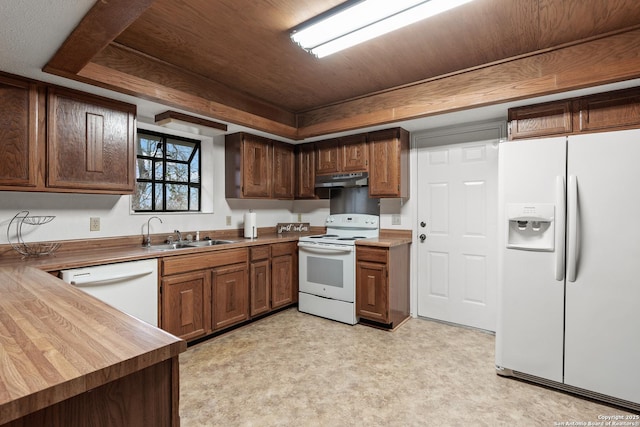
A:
174;229;183;243
145;216;163;247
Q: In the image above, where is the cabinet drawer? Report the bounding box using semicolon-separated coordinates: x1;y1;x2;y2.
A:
271;241;296;257
250;245;271;261
162;248;248;276
356;247;388;263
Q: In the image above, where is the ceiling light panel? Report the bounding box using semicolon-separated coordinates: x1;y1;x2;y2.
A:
291;0;474;58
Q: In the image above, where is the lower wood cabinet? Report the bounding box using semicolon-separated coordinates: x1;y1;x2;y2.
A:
249;242;297;317
160;248;248;341
160;242;297;342
161;270;210;341
212;263;249;330
356;243;410;329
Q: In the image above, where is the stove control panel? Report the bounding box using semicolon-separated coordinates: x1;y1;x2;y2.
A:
325;214;379;228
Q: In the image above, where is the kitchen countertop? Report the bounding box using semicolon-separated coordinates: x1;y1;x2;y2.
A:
0;233;303;272
0;232;412;271
356;236;413;248
0;266;186;425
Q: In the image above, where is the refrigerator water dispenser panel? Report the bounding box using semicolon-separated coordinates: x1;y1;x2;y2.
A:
506;203;555;251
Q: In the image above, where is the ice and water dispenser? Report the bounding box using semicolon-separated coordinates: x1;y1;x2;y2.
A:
506;203;555;251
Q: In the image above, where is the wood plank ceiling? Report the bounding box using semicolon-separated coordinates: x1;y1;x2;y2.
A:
45;0;640;140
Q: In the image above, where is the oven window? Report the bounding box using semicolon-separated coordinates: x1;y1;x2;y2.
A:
307;256;344;288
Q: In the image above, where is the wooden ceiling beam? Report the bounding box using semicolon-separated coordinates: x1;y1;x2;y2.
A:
44;0;156;75
76;61;299;139
295;28;640;139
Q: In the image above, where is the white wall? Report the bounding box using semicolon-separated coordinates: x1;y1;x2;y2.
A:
0;121;330;245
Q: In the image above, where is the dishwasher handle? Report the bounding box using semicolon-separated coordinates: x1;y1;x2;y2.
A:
68;269;155;286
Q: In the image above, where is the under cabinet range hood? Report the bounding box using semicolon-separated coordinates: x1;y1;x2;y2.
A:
315;172;368;188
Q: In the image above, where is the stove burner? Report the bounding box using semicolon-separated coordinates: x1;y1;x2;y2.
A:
337;237;355;241
310;234;338;238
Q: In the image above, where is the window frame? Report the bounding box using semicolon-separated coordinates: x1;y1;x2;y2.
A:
134;129;202;213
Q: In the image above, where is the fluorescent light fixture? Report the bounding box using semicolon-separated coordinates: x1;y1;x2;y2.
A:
291;0;474;58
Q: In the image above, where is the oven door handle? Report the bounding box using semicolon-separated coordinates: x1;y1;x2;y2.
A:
298;242;354;253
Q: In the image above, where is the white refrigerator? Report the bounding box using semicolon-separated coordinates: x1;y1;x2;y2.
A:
495;129;640;410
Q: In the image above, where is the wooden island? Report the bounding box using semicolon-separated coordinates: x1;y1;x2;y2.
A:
0;267;186;427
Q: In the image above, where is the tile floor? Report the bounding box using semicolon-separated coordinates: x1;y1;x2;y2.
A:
179;308;634;426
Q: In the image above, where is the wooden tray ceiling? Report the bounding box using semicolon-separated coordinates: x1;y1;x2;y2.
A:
45;0;640;139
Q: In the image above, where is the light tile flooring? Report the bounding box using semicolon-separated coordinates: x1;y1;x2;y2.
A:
179;308;634;426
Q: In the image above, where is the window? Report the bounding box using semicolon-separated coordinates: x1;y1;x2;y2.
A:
133;130;201;212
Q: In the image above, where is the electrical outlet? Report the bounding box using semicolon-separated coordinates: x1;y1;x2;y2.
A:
297;213;302;222
226;215;232;226
392;214;401;225
90;217;100;231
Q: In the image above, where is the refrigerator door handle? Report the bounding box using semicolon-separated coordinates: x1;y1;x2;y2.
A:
567;175;578;282
555;175;566;281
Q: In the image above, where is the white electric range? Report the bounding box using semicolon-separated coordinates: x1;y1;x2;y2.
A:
298;214;379;324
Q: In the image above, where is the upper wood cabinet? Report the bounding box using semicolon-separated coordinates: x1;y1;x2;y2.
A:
573;88;640;133
508;101;572;140
295;143;316;199
0;72;136;194
315;134;368;175
367;128;409;198
315;138;341;175
0;75;42;188
508;86;640;140
341;133;368;172
272;141;295;199
225;132;294;199
47;87;136;192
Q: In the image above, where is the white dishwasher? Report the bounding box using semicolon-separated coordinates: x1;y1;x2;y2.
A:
61;259;158;327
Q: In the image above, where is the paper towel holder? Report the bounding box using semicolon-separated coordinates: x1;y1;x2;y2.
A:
244;210;257;239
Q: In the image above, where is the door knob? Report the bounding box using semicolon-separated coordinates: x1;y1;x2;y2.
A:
419;234;426;242
420;221;426;228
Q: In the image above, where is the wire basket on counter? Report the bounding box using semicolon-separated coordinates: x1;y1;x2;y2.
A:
7;211;61;257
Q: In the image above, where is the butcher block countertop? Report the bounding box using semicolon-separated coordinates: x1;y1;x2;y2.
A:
0;266;186;425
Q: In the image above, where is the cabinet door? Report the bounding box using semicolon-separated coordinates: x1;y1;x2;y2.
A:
341;134;368;172
250;259;271;316
0;75;40;187
508;101;572;140
295;143;316;198
271;254;293;309
356;260;388;323
242;136;271;197
161;270;209;341
574;89;640;133
368;128;409;198
315;139;340;175
272;141;294;199
212;263;248;330
47;87;136;193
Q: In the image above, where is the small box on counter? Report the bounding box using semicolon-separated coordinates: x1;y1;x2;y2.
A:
277;223;310;234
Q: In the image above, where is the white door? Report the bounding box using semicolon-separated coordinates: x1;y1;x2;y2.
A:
564;129;640;404
416;137;499;331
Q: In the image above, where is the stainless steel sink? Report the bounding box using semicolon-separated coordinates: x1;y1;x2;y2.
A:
145;243;191;251
145;239;235;251
186;239;235;247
